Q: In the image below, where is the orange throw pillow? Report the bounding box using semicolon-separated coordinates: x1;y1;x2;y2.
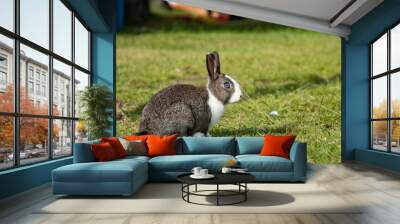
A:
91;142;117;161
260;135;296;159
101;137;126;158
146;134;177;157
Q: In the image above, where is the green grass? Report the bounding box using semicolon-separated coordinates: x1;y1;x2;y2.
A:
116;7;341;163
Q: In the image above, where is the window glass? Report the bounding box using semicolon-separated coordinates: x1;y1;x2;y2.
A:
19;117;49;165
0;0;14;31
0;116;14;170
391;24;400;70
372;33;387;76
74;18;89;70
0;34;14;112
372;121;388;151
20;44;49;115
74;69;89;118
75;120;88;143
391;120;400;153
20;0;49;49
372;76;387;119
53;119;72;157
53;59;72;117
391;72;400;118
53;0;72;60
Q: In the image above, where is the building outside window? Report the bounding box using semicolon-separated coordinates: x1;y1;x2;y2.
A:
0;71;7;86
41;85;46;97
28;81;34;94
371;23;400;154
0;54;7;90
35;70;40;81
28;66;34;80
35;83;40;95
0;0;91;170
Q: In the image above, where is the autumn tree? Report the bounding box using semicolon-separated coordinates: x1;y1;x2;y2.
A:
0;85;59;152
373;99;400;143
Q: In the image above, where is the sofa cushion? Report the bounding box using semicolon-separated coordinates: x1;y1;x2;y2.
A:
236;155;293;172
119;138;147;156
91;142;118;161
260;135;296;159
177;137;235;155
149;154;235;172
101;137;127;158
53;158;147;183
235;137;264;155
147;134;177;157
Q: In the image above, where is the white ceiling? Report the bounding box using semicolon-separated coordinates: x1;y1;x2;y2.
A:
168;0;384;37
228;0;352;22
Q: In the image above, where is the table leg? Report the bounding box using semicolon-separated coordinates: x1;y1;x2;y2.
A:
187;184;190;202
217;184;219;206
245;183;247;201
195;184;198;192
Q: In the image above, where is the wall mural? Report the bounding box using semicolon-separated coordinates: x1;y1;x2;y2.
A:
139;52;242;137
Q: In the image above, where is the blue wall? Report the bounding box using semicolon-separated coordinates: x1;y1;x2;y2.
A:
0;158;72;199
0;0;117;200
343;0;400;171
92;32;117;135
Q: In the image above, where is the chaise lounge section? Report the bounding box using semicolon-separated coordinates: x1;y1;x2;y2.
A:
52;137;307;196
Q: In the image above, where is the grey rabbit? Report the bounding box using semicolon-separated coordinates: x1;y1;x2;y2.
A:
139;51;242;137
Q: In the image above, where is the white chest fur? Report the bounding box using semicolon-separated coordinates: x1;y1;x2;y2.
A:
207;89;225;130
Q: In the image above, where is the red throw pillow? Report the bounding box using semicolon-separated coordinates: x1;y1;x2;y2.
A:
260;135;296;159
146;134;177;157
101;137;126;158
91;142;117;161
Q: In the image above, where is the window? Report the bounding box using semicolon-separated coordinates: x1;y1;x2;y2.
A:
0;55;7;67
42;85;46;97
371;23;400;153
0;54;7;86
0;0;91;170
74;18;90;70
53;59;72;117
28;67;34;80
35;84;40;95
0;0;14;32
20;0;49;48
53;0;72;60
35;70;41;81
0;71;6;84
28;81;34;94
0;34;13;112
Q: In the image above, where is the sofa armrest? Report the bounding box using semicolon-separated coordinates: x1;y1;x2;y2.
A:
73;140;100;163
289;141;307;181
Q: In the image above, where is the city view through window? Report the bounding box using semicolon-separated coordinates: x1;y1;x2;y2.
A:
0;0;91;170
371;23;400;153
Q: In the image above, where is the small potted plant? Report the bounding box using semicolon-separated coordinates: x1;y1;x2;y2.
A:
79;84;114;140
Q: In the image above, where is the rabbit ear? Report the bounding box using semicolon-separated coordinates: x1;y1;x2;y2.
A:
206;51;220;80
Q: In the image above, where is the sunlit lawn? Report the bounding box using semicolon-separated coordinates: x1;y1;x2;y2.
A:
116;7;341;163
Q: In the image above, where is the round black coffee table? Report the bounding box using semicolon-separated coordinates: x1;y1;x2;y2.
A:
177;173;255;206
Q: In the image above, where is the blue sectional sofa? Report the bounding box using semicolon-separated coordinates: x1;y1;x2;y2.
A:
52;137;307;196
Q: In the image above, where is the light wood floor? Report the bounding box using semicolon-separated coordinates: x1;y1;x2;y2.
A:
1;162;400;224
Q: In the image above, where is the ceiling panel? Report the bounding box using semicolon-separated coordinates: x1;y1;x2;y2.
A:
227;0;351;21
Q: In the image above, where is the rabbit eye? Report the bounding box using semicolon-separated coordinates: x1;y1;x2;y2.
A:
223;81;231;89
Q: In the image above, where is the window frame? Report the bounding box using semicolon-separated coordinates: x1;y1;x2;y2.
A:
0;0;92;171
370;21;400;154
